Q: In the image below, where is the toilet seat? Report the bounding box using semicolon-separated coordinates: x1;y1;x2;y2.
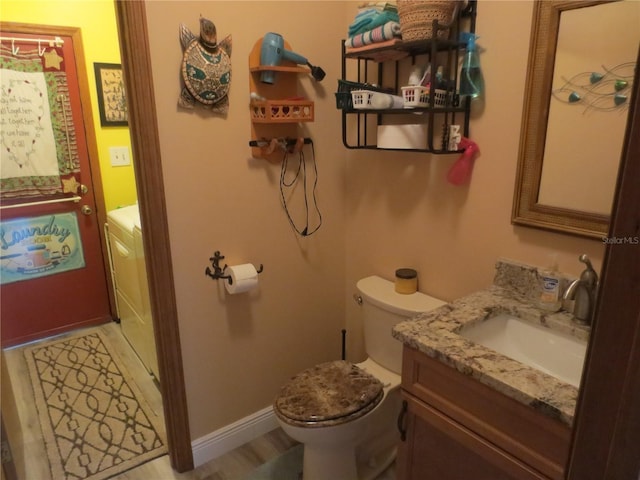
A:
274;360;384;427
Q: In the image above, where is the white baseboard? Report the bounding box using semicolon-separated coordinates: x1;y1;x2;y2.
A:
191;406;279;468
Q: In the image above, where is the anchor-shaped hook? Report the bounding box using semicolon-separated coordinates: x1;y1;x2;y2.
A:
205;251;231;281
205;250;264;284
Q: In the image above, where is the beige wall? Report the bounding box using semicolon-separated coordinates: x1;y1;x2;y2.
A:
144;1;607;441
144;1;349;438
343;1;605;362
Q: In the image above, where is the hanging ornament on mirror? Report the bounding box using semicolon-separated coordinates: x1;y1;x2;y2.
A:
551;61;634;113
178;16;232;115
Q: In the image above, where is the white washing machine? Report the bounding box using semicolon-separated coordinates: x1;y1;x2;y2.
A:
106;204;159;379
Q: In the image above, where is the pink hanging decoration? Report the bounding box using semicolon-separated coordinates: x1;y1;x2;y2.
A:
447;137;480;186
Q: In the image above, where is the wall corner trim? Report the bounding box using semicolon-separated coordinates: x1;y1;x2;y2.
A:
191;406;279;467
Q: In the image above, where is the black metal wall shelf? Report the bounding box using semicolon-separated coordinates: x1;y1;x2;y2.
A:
340;0;477;154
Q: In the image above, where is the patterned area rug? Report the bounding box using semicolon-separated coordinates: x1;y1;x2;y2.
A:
24;330;167;480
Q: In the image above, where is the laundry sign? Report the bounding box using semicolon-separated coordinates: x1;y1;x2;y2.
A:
0;212;85;284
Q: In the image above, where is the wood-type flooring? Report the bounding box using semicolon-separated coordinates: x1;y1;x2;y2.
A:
2;322;394;479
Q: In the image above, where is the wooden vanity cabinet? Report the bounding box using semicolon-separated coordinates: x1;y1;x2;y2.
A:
397;346;572;480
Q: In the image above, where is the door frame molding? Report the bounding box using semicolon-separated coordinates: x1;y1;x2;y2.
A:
567;47;640;479
114;2;193;471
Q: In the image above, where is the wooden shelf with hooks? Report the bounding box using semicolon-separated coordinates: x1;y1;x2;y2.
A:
248;37;314;162
249;65;310;74
250;100;314;123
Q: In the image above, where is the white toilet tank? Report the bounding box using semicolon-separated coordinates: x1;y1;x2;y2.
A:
356;275;446;374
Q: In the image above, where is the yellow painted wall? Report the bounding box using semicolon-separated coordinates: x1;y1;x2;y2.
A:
2;0;137;211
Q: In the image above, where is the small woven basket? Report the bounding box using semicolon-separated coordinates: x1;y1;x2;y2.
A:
398;0;460;41
335;80;390;110
351;90;377;109
401;86;430;108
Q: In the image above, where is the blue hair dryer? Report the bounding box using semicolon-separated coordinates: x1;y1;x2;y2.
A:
260;32;326;84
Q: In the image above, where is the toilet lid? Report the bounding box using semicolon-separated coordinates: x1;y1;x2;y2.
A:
275;360;384;424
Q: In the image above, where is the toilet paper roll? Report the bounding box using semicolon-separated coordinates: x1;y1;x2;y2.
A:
224;264;259;294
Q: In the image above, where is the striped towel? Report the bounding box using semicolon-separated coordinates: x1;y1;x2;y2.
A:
345;21;401;49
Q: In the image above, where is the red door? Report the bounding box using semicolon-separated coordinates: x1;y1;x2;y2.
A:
0;26;112;347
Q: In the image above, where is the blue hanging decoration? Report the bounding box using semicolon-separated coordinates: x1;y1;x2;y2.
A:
568;92;581;103
589;72;604;84
551;61;635;113
614;93;627;106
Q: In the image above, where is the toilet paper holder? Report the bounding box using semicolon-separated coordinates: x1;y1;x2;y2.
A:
205;250;263;283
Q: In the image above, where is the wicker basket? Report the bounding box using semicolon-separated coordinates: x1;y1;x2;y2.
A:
398;0;460;41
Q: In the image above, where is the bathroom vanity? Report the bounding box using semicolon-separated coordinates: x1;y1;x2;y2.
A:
397;347;570;479
393;259;589;479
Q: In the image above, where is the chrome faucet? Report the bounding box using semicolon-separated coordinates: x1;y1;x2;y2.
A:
563;254;598;324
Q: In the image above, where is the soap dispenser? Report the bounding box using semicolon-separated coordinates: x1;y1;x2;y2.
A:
459;32;484;98
539;254;562;312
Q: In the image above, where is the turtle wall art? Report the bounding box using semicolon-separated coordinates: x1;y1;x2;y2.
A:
178;16;232;114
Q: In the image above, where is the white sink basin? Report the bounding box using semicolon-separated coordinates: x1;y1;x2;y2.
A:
459;313;587;387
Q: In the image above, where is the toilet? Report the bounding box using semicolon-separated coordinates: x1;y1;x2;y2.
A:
273;275;446;480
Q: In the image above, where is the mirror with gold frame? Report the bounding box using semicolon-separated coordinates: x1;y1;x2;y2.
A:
512;0;638;239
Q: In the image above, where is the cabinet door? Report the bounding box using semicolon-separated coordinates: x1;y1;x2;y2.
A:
397;394;548;480
401;346;569;479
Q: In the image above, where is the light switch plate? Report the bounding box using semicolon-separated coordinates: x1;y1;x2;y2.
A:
109;146;131;167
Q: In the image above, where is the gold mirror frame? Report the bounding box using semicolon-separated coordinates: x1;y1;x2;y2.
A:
512;0;617;239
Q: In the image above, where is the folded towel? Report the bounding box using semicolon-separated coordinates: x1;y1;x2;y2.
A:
357;2;398;13
349;9;378;35
348;8;399;36
345;21;402;49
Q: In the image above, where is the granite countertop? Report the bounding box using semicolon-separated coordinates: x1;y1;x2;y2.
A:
392;259;591;427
